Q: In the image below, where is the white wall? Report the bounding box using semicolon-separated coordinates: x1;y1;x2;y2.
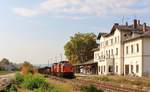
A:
124;39;142;76
98;29;124;75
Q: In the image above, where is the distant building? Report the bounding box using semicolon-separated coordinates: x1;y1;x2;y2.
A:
0;64;16;71
94;19;150;77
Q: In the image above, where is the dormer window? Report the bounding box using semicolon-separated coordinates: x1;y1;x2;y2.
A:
124;34;127;37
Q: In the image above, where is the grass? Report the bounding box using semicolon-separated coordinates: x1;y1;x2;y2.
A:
0;71;13;75
48;79;74;92
87;75;150;88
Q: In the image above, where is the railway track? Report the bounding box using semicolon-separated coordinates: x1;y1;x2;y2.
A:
48;76;148;92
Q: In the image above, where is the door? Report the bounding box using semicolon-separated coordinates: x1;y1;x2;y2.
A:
125;65;129;75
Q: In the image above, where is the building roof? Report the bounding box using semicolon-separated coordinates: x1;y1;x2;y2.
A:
82;59;97;65
97;19;150;42
124;31;150;42
73;59;97;66
97;32;107;39
92;47;99;51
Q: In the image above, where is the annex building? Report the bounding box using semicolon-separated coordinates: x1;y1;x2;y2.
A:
94;19;150;77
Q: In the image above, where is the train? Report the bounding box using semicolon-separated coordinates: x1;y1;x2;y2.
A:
38;61;74;78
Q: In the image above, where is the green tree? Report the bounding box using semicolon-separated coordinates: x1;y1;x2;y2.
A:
0;58;10;65
64;32;97;64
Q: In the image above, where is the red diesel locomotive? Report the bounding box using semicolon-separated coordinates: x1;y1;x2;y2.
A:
51;61;74;78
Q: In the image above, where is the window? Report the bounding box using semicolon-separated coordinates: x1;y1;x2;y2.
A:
126;46;128;54
115;37;117;43
101;66;103;73
111;49;113;56
106;41;108;46
106;50;108;56
136;65;139;73
104;66;105;72
99;66;101;72
136;44;139;53
101;52;103;58
111;39;113;45
109;65;113;72
118;36;119;42
131;45;133;53
109;50;110;58
116;48;118;55
131;65;133;73
116;65;118;73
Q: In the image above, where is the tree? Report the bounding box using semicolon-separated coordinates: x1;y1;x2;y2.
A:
64;32;97;64
0;58;10;65
21;61;37;75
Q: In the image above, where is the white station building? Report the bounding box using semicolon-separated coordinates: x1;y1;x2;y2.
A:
94;19;150;77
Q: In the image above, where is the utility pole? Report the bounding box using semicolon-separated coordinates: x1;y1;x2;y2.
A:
48;60;49;67
50;58;53;65
60;53;63;61
55;56;57;63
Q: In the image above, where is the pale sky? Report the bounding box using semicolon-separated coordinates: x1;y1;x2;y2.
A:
1;0;150;64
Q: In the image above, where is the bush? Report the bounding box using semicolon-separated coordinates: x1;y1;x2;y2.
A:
3;84;17;92
33;85;59;92
22;73;48;90
80;85;104;92
14;72;24;84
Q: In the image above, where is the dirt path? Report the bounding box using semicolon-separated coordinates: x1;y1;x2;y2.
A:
0;72;15;79
0;72;15;90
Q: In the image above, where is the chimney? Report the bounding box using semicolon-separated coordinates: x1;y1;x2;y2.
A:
138;20;140;26
143;23;147;32
133;19;137;29
114;23;119;26
126;22;128;27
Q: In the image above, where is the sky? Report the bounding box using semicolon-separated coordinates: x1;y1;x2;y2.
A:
1;0;150;65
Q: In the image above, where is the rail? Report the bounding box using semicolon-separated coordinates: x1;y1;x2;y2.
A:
48;76;147;92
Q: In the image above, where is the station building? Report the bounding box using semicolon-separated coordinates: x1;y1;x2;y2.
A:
94;19;150;77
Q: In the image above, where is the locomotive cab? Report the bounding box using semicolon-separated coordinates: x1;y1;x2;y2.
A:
60;61;74;78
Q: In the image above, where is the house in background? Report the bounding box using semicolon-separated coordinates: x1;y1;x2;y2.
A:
0;58;17;71
94;19;150;77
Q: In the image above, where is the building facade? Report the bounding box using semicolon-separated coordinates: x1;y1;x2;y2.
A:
94;19;150;76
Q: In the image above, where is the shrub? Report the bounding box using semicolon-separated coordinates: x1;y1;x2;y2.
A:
21;61;38;75
22;73;50;90
14;72;24;84
3;84;17;92
80;85;104;92
33;85;59;92
9;84;17;92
